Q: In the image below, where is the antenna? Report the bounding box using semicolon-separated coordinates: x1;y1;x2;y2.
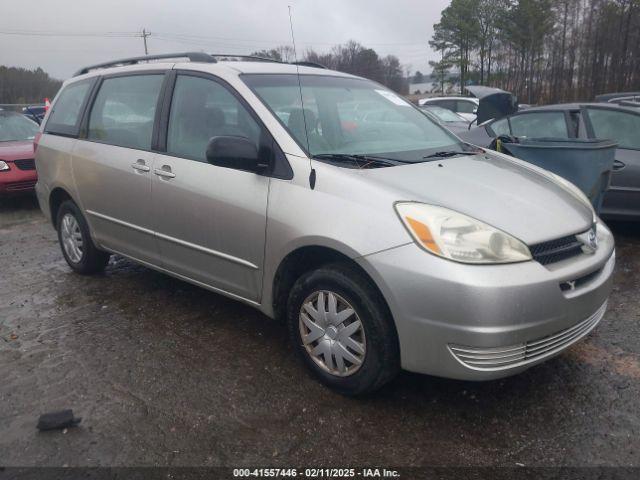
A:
288;5;311;157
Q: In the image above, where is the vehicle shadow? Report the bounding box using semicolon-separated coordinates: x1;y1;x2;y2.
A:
607;219;640;240
0;193;42;227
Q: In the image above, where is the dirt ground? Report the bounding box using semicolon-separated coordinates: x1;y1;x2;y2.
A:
1;195;639;468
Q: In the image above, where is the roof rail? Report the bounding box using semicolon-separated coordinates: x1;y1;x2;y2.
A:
211;54;327;69
73;52;216;77
291;61;327;69
210;54;282;63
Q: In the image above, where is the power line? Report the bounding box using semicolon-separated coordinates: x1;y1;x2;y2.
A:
0;29;139;38
0;28;428;47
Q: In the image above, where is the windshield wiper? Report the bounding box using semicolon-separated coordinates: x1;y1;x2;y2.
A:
423;150;477;159
313;153;403;168
422;150;473;158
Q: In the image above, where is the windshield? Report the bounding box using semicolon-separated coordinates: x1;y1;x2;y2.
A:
0;112;39;142
422;106;466;123
242;74;466;162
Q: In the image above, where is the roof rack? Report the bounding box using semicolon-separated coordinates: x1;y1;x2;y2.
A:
210;54;282;63
73;52;216;77
211;54;327;69
74;51;329;77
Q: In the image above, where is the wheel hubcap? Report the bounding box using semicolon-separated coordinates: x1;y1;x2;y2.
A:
60;213;83;264
299;290;366;377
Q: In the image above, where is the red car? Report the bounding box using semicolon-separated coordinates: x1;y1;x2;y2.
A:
0;111;39;196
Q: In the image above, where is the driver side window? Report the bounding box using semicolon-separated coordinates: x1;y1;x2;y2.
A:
167;75;261;162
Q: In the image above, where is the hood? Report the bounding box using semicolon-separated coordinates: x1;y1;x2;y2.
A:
0;140;35;161
442;122;470;134
364;152;593;245
465;86;518;124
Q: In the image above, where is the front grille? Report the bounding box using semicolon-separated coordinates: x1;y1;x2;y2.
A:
6;180;37;191
14;158;36;170
529;234;584;265
449;301;607;371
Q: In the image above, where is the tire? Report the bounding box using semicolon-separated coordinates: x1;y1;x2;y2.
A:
286;263;400;395
56;200;110;274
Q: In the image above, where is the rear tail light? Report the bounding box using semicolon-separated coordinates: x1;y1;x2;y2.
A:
33;132;42;153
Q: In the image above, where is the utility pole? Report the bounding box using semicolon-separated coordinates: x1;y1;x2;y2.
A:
141;28;150;55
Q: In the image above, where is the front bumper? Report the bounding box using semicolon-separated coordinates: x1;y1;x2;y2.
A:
357;221;615;380
0;166;37;195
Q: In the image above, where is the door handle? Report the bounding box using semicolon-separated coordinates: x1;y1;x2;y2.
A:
131;160;150;172
613;159;626;171
154;166;176;179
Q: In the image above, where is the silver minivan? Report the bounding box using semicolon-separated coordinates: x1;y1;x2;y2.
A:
35;53;615;395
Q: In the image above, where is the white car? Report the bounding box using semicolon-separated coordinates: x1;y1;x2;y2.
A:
418;97;479;122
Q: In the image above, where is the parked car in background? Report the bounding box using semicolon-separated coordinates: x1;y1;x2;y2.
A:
596;92;640;104
458;103;640;220
419;105;469;133
418;96;479;122
0;111;38;195
22;105;46;124
36;52;614;394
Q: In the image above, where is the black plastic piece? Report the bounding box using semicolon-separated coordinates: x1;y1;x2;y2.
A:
74;52;217;76
309;168;316;189
36;409;82;431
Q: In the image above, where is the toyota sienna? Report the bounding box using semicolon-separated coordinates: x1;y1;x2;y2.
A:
35;53;615;394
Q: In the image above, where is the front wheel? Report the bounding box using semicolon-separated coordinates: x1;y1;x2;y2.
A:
56;200;110;274
286;264;400;395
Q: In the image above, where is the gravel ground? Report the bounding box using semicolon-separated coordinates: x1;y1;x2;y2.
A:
0;195;639;467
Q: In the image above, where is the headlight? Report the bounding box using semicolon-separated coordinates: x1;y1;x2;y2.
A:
395;203;532;264
0;161;9;171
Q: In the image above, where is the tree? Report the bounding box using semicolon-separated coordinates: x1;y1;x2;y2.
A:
476;0;509;84
254;41;409;93
250;46;296;62
0;66;62;104
429;57;453;93
431;0;480;93
413;71;425;83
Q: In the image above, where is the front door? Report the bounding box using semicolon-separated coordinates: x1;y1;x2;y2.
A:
585;107;640;218
151;72;270;302
72;72;166;265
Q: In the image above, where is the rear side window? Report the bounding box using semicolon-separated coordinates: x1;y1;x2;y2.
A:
45;80;93;136
88;74;164;150
586;108;640;149
509;112;569;138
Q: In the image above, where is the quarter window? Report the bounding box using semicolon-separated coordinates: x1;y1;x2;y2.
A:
586;108;640;149
88;75;164;150
45;80;93;136
509;112;569;138
167;75;261;162
456;100;477;114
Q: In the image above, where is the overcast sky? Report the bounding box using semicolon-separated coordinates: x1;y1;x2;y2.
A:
1;0;450;80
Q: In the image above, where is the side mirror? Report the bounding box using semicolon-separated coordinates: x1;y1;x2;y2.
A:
205;136;268;173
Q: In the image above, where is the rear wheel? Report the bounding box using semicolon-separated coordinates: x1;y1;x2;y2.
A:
56;200;110;274
286;263;400;395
